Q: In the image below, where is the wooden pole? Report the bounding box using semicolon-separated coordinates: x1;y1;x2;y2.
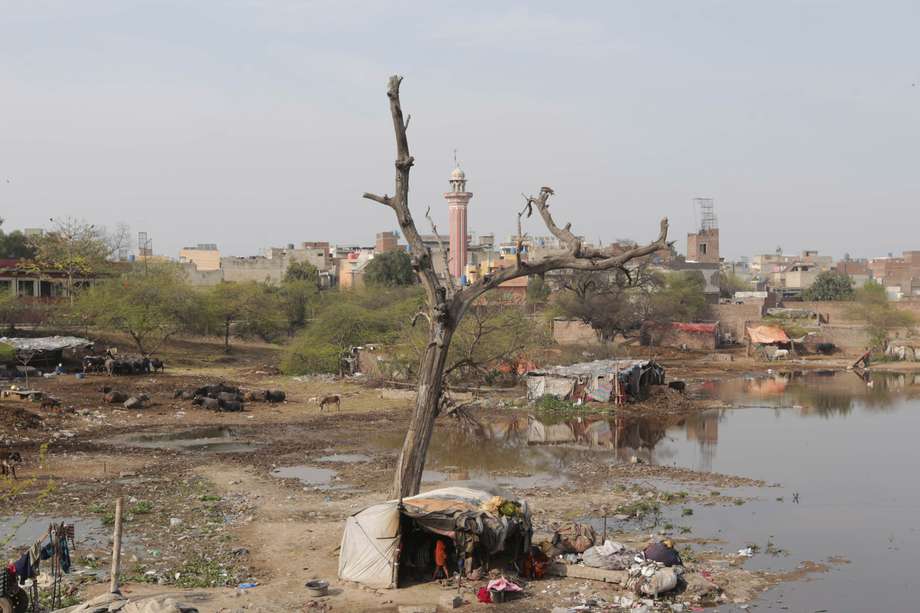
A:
109;497;124;594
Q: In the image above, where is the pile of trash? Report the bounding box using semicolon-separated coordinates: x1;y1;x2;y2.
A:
173;383;286;412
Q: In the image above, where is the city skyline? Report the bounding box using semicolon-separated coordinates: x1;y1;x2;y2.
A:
2;1;918;260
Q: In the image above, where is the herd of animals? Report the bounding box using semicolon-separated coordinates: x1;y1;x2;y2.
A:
1;348;348;481
82;351;165;376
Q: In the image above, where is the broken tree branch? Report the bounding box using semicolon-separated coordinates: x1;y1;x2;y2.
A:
426;205;456;293
362;192;393;208
454;188;669;314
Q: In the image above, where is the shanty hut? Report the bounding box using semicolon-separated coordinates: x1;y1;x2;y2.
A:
525;359;665;404
641;322;720;350
0;336;95;368
745;325;794;359
338;487;531;589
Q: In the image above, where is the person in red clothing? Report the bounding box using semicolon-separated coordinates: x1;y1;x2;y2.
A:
433;538;450;580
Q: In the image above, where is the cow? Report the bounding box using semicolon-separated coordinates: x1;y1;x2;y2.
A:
82;355;107;374
265;390;286;403
150;358;165;373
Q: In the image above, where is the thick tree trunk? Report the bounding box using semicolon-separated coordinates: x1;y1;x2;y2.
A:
392;322;453;498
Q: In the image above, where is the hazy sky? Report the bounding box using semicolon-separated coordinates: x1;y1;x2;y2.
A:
1;1;918;260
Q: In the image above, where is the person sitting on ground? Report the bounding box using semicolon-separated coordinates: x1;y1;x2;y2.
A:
643;538;683;567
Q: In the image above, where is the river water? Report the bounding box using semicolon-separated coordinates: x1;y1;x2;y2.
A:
385;370;920;612
670;370;920;612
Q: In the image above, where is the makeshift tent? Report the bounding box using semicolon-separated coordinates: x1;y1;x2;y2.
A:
0;336;95;367
746;325;790;345
525;359;665;403
338;487;531;589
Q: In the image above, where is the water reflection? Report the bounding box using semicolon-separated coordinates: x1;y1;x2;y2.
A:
375;370;920;611
697;370;920;416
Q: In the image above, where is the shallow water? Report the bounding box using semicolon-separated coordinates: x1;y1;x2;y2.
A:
106;427;262;453
269;465;352;491
315;453;371;463
384;370;920;611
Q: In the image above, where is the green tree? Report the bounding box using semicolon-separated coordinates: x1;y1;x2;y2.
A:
649;271;709;323
0;341;14;363
848;281;915;350
803;271;854;301
400;305;549;383
0;219;35;260
719;271;751;299
282;288;421;374
0;293;23;333
76;266;203;354
526;275;551;305
364;250;416;287
207;282;284;352
284;260;320;285
556;268;660;341
29;217;129;305
278;279;317;334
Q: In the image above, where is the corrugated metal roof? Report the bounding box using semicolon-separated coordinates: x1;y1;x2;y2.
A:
528;358;651;378
0;336;94;351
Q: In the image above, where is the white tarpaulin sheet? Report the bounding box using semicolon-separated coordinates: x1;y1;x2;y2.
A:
338;487;499;589
0;336;93;352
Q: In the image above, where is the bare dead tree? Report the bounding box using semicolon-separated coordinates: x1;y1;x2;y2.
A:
363;75;669;498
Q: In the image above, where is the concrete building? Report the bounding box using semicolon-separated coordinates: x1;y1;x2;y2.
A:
0;259;100;298
375;232;399;254
336;248;375;289
445;165;473;280
687;229;720;264
687;198;720;264
179;244;220;271
868;251;920;296
180;241;335;287
768;261;821;299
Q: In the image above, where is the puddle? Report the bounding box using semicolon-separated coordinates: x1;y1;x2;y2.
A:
105;427;262;453
0;516;108;552
270;465;350;490
315;453;371;463
373;429;580;490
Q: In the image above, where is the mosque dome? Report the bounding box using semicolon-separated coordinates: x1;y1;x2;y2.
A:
450;166;466;181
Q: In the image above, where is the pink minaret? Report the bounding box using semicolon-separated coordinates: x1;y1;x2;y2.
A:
445;164;473;279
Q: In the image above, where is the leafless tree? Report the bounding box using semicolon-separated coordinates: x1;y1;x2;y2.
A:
16;349;36;389
363;76;669;498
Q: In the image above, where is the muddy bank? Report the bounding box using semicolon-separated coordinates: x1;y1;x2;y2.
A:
1;350;864;612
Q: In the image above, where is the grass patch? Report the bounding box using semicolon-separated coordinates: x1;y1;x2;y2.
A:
615;499;661;518
681;508;694;516
130;501;153;514
661;491;689;504
533;395;580;412
173;556;228;588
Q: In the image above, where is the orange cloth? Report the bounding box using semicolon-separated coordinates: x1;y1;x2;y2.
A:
434;540;448;567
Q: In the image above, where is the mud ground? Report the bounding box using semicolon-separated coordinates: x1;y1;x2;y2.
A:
0;339;845;612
